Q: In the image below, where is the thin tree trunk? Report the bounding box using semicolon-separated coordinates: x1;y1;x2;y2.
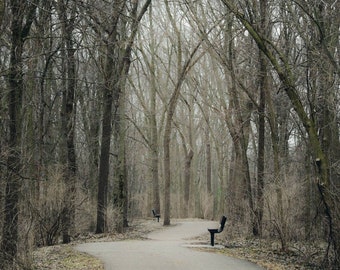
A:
253;0;268;237
58;0;77;244
150;91;160;214
206;127;212;195
163;0;204;225
183;149;194;216
267;90;287;251
96;42;115;234
162;47;202;225
149;25;160;214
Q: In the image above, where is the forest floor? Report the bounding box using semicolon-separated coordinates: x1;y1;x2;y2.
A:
32;219;327;270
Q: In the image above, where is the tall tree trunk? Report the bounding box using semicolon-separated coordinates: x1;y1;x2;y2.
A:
96;41;115;234
112;82;129;231
162;45;202;225
267;90;288;251
206;127;212;195
94;0;127;235
312;4;340;262
58;0;77;244
95;0;151;233
145;3;160;215
113;0;152;230
253;0;268;237
163;0;203;225
150;85;160;215
226;37;254;224
1;1;37;267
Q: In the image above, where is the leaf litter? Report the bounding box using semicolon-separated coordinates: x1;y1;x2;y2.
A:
33;219;327;270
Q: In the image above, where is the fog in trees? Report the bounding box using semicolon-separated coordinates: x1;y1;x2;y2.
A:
0;0;338;269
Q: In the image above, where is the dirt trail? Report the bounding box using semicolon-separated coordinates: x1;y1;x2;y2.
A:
76;220;263;270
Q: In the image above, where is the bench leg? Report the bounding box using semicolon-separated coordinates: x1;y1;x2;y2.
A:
157;216;159;222
210;232;215;246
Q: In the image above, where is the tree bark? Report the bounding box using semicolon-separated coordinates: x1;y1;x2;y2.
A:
224;41;254;224
149;4;161;215
1;0;37;267
221;0;339;263
206;128;212;195
96;40;115;234
184;149;194;215
253;0;268;238
113;0;152;230
162;46;202;224
58;0;77;244
175;122;194;218
95;0;151;233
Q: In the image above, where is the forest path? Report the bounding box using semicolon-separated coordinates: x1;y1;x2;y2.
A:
76;219;263;270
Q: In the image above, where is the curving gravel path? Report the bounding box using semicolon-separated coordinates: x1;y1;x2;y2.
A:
76;220;263;270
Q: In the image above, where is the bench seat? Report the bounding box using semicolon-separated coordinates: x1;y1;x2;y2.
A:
208;215;227;246
152;209;160;222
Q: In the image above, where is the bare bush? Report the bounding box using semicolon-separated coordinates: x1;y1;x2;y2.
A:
31;165;67;246
74;191;97;234
264;174;306;251
201;193;214;220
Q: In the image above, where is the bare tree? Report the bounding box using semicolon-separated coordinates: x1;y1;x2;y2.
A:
57;0;78;244
221;0;339;265
162;0;205;225
253;0;269;238
1;0;38;267
133;2;162;215
83;0;151;234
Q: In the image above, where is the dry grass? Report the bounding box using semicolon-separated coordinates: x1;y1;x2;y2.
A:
32;219;326;270
33;245;104;270
32;219;163;270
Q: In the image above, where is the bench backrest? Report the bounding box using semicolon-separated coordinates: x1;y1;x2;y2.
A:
218;215;227;233
152;209;157;216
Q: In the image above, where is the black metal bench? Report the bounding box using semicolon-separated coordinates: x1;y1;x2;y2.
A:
208;215;227;246
152;209;160;222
